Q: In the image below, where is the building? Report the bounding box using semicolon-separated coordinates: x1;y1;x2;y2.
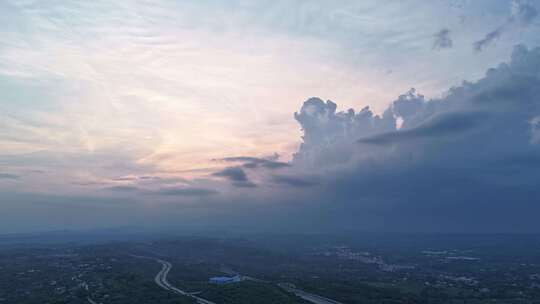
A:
209;275;241;285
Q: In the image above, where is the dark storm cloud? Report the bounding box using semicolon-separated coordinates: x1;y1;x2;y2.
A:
0;173;19;179
284;45;540;233
433;29;453;50
474;0;537;52
358;111;487;145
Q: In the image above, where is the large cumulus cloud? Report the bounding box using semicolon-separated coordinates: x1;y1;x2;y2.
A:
286;45;540;232
292;97;395;166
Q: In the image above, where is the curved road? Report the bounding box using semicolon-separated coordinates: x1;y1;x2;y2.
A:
132;255;215;304
135;254;344;304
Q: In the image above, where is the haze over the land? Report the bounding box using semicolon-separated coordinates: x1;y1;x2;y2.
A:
1;0;540;234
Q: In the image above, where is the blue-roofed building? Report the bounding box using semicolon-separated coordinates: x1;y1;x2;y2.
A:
209;275;241;285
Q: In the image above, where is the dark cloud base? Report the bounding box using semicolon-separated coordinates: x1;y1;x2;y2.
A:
287;45;540;233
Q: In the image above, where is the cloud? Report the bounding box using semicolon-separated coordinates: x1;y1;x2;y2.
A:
219;155;290;169
282;45;540;232
109;175;185;186
296;45;540;162
212;167;257;188
432;29;453;50
391;88;426;121
3;1;540;235
531;115;540;144
152;187;218;197
271;175;319;188
111;176;139;182
293;97;395;166
2;44;540;234
511;0;538;25
473;27;504;52
358;111;487;145
474;0;537;52
213;167;249;182
0;173;19;179
106;185;140;192
232;181;258;188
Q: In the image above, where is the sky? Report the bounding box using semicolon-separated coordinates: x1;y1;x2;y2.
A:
1;0;540;234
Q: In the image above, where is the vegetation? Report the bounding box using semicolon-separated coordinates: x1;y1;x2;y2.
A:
2;235;540;303
200;281;308;304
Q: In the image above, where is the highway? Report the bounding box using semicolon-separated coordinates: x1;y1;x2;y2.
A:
278;283;345;304
132;255;216;304
133;254;344;304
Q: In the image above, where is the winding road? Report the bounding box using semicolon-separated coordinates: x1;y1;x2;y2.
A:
133;254;344;304
132;255;216;304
